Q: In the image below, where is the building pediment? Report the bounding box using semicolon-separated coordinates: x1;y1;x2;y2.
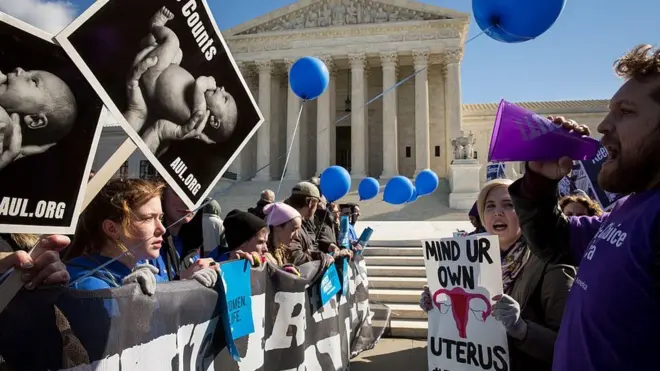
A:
226;0;469;36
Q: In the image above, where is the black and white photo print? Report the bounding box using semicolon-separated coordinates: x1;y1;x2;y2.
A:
0;13;104;234
56;0;264;209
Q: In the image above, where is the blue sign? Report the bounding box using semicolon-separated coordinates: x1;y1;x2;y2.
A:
341;257;350;297
320;263;341;306
486;162;506;181
218;259;254;361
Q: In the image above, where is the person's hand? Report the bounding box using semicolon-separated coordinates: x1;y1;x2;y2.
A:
492;294;527;340
527;116;591;180
122;264;159;296
351;242;363;255
0;113;22;169
192;267;219;288
0;235;70;289
180;257;216;279
124;54;158;131
155;110;212;142
419;285;433;313
335;248;353;260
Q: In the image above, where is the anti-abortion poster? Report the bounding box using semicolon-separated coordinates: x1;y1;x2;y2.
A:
55;0;264;209
423;235;510;371
558;146;622;211
0;14;104;234
486;163;506;181
0;257;389;371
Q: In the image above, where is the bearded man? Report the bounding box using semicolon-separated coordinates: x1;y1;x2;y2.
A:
508;44;660;371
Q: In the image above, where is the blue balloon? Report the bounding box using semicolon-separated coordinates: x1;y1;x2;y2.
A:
358;177;380;201
415;169;439;196
320;166;351;202
288;57;330;100
472;0;567;43
407;187;418;203
383;176;414;205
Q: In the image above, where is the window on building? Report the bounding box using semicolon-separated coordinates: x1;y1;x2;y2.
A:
118;161;129;179
139;160;159;180
405;146;411;158
434;146;440;157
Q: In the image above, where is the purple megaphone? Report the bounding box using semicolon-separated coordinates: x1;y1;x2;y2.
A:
433;287;492;339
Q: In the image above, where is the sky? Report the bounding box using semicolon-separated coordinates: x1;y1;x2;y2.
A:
2;0;658;104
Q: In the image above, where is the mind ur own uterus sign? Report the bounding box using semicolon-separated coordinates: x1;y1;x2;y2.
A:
423;235;510;371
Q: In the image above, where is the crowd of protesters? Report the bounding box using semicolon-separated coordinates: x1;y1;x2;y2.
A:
0;175;364;298
1;43;659;371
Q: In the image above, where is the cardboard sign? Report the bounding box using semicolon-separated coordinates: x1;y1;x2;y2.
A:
422;235;510;371
55;0;264;209
0;13;104;234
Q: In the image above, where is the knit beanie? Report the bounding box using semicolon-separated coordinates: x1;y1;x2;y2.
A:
264;202;301;227
223;209;266;250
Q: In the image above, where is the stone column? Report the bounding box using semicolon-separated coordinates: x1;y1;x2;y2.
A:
253;60;272;181
284;58;301;180
444;48;463;170
349;53;367;178
413;49;430;176
380;51;398;179
316;56;334;175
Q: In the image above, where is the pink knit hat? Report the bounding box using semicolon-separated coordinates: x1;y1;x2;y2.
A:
264;202;301;227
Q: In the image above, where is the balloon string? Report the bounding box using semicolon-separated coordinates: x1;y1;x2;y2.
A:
492;25;535;42
275;101;306;201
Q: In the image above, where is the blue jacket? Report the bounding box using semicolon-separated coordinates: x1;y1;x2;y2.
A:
66;254;167;291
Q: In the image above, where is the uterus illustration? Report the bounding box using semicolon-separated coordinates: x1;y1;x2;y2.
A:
433;287;492;339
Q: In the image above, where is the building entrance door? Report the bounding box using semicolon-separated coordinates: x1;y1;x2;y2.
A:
336;126;351;172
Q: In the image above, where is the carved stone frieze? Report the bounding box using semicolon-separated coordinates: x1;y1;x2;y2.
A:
235;0;453;35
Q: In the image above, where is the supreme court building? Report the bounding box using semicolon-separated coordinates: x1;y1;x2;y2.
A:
96;0;609;187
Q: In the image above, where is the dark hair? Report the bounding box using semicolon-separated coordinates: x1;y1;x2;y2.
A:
65;178;165;260
614;44;660;103
559;194;604;217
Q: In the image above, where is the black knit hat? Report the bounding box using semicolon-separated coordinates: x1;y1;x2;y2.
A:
223;210;266;250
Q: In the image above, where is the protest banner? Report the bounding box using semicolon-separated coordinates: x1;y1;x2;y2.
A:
0;257;389;371
423;235;510;371
0;13;104;235
558;145;622;211
55;0;264;210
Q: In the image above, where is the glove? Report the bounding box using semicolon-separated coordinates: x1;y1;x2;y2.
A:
419;285;433;313
193;267;218;288
492;294;528;340
122;264;159;296
282;264;301;277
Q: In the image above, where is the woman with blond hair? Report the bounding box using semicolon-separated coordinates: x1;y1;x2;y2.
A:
64;178;217;292
420;179;576;371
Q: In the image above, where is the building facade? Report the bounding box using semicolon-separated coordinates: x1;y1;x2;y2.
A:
94;0;610;190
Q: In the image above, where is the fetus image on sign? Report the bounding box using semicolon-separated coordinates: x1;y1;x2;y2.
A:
433;287;492;339
136;7;238;156
0;67;77;172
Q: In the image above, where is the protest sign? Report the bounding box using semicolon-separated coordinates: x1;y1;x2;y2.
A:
485;163;506;182
0;257;388;371
0;13;104;235
217;259;254;361
423;235;510;371
558;145;622;211
55;0;264;209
